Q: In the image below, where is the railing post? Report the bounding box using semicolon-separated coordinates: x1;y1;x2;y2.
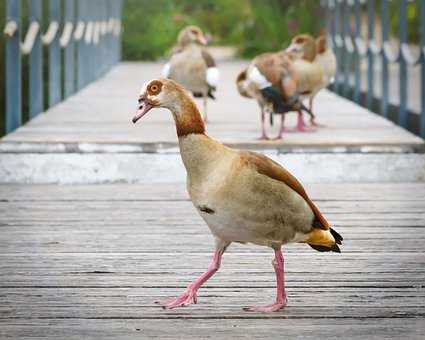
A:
421;0;425;138
332;0;341;94
76;0;86;90
48;0;61;107
399;0;409;128
380;0;390;118
64;0;76;98
5;0;22;133
366;0;375;110
353;0;361;104
28;0;43;118
342;1;352;98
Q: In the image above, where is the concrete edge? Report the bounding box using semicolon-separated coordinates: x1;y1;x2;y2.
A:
1;152;424;184
0;141;424;154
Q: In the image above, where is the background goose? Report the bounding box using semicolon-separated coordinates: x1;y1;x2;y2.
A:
162;25;218;123
132;78;343;312
286;33;335;122
236;51;316;139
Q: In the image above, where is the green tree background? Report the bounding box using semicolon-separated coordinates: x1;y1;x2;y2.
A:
122;0;323;60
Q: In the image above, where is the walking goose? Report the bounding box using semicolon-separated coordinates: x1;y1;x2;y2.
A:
132;78;343;312
286;33;335;119
162;25;218;123
236;51;316;140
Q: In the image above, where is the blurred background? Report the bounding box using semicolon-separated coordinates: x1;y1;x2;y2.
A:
0;0;422;137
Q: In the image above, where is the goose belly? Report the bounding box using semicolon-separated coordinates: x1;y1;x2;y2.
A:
194;177;314;247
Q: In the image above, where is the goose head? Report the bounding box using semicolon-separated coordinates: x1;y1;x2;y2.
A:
177;25;208;47
132;79;194;123
285;34;316;62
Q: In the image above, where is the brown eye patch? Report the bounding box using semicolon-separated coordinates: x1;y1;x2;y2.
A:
147;80;163;95
295;37;305;44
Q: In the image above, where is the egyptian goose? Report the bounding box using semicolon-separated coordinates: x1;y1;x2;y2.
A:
236;51;316;140
132;78;343;312
162;25;218;123
315;35;337;92
286;33;334;120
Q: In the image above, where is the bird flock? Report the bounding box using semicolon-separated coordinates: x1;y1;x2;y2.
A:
162;26;336;140
132;26;342;313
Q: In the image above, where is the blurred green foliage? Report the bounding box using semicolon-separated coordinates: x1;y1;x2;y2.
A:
122;0;323;60
0;0;5;135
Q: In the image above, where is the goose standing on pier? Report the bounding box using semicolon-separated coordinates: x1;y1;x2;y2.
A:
132;78;343;312
162;26;218;123
236;52;316;139
286;33;336;121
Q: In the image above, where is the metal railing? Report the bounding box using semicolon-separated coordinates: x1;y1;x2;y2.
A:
322;0;425;139
3;0;122;134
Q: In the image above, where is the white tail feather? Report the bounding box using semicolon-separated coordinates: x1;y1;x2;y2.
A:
247;66;271;90
206;67;219;88
162;63;170;78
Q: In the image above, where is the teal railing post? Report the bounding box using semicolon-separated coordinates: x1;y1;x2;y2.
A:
421;0;425;138
342;1;352;98
76;0;86;90
64;0;76;98
332;0;341;94
5;0;22;133
380;0;390;118
366;0;375;110
28;0;43;118
398;0;409;128
353;0;362;104
48;0;61;107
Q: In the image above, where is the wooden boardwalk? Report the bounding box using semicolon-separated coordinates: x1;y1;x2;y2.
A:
1;183;425;339
0;60;424;338
1;61;423;149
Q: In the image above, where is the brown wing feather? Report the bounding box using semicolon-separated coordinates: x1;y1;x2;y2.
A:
241;151;331;230
252;52;298;99
201;49;216;68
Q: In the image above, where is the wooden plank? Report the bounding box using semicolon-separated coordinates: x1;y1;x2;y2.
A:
0;318;423;340
2;61;424;147
0;183;424;339
1;183;425;201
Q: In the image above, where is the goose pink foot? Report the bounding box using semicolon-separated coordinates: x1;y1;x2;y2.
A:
243;298;287;312
294;111;315;132
155;290;197;309
244;248;287;313
155;251;222;309
257;134;270;140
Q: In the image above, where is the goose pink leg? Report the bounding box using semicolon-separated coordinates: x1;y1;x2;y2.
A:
258;108;269;140
244;248;287;312
295;111;314;132
273;114;286;140
155;251;222;309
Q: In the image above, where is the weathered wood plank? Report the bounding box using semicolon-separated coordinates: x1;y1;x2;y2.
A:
0;318;423;340
2;62;424;150
0;183;425;201
0;183;424;339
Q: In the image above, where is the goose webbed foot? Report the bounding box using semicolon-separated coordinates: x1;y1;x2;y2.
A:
155;291;197;309
243;299;287;312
